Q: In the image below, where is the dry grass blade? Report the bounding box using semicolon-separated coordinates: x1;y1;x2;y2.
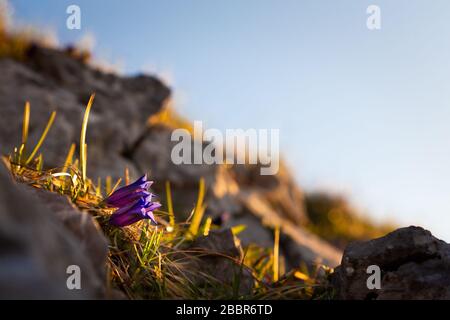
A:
202;216;212;236
124;167;130;185
165;180;175;228
22;101;30;145
25;111;56;165
80;93;95;183
62;143;76;173
110;178;122;194
186;177;206;239
273;225;280;282
105;176;112;195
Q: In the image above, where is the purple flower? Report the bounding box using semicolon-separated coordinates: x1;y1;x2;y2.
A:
104;175;161;227
104;174;153;207
109;197;161;227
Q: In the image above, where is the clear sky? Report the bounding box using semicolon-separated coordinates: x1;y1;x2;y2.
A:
7;0;450;240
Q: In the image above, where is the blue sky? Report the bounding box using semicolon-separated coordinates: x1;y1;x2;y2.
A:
8;0;450;240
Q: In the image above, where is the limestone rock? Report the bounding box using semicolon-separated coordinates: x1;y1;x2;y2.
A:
0;164;108;299
332;226;450;299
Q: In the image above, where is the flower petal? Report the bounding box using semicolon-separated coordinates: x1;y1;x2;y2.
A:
109;211;144;227
105;190;150;208
104;175;153;206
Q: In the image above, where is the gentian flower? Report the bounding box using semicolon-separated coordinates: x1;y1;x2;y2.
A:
104;175;161;227
104;174;152;207
109;197;161;227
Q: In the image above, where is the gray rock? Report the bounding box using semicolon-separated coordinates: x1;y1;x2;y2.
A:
332;226;450;299
0;164;108;299
31;190;108;280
